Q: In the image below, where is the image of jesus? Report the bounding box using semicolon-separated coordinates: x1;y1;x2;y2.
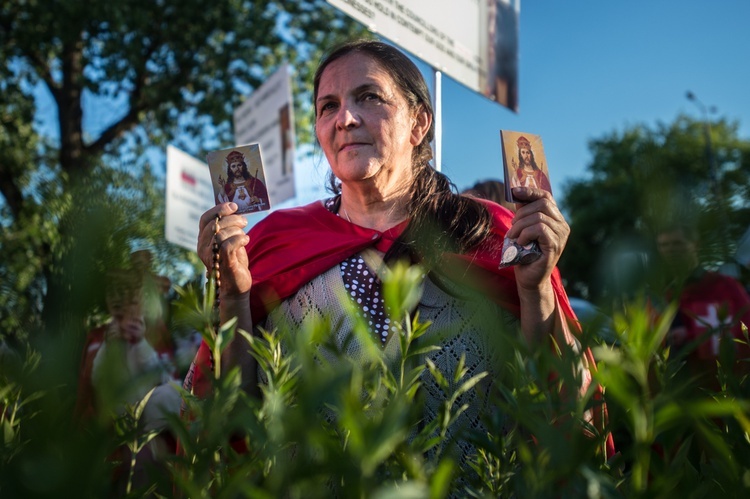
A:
217;150;269;213
512;136;551;193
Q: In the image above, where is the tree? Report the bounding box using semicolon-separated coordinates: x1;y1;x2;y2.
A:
559;115;750;304
0;1;365;340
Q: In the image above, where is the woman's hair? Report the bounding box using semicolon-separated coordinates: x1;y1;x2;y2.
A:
313;40;494;267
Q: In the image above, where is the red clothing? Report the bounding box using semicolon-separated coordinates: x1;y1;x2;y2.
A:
667;269;750;381
75;323;177;421
223;178;268;205
186;199;614;457
515;168;552;193
75;325;107;421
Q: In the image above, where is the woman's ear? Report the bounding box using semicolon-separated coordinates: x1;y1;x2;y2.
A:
410;105;432;146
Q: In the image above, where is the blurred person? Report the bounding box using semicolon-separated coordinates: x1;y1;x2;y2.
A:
89;283;178;421
130;249;177;368
75;261;181;494
656;223;750;387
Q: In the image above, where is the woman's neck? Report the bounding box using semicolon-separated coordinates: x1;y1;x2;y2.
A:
339;183;411;231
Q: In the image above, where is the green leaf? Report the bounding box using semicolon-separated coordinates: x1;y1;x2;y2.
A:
425;358;448;391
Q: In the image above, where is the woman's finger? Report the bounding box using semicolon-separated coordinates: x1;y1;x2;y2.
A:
215;229;251;253
510;186;552;204
198;202;241;233
512;188;563;219
508;208;569;242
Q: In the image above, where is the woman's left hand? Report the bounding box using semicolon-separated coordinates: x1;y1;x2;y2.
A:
506;186;570;292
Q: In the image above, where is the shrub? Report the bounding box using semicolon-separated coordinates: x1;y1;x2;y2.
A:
1;265;749;497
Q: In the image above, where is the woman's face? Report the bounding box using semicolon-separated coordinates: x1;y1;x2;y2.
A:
315;53;429;190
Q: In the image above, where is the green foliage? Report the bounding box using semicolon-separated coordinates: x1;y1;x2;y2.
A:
0;347;43;466
0;82;60;336
111;388;161;496
560;115;750;302
593;297;750;496
2;263;750;496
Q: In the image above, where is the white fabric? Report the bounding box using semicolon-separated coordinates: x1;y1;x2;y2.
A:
264;261;518;458
92;326;174;417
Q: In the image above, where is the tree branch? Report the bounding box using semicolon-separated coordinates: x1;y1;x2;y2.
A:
57;37;85;173
85;105;141;155
26;50;62;104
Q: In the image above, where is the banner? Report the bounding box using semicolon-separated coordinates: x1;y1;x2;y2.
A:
234;63;297;204
326;0;520;111
165;145;214;252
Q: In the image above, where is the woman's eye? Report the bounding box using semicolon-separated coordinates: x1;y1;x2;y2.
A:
318;102;336;114
362;92;380;102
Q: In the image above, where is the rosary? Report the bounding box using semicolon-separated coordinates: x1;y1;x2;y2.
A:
205;214;222;372
212;215;222;329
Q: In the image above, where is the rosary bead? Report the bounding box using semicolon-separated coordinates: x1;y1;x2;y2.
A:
212;213;222;336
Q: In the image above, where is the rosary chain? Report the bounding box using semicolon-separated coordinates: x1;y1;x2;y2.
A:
203;214;222;372
212;214;221;333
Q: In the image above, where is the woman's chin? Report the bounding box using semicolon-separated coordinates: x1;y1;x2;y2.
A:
333;163;382;184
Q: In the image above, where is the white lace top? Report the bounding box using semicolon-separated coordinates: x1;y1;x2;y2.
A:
264;262;518;458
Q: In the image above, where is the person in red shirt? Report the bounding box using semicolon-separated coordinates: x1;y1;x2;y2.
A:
656;224;750;389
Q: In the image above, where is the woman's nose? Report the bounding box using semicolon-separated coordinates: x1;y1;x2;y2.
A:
336;105;360;130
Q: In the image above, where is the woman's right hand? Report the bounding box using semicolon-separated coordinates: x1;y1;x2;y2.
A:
198;203;252;297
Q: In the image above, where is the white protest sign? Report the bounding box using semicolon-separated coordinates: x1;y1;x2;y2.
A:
326;0;519;111
165;145;214;252
234;63;297;205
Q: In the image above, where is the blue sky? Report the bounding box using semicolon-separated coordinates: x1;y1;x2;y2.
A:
433;1;750;200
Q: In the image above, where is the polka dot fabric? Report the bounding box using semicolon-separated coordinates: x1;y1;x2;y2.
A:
339;255;391;346
325;196;391;347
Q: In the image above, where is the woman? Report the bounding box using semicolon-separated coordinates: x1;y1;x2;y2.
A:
186;40;611;457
